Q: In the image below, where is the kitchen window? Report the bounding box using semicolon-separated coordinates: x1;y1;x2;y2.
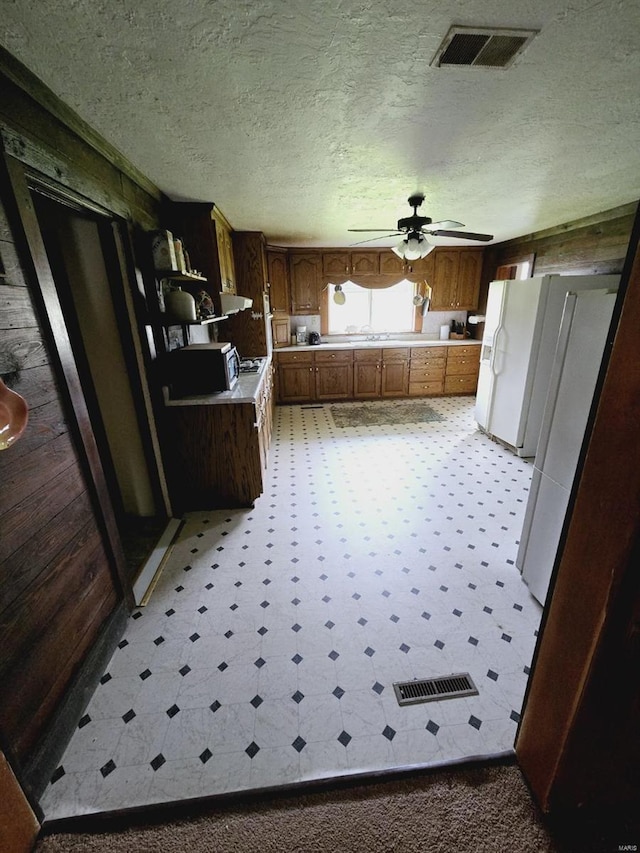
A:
327;279;416;334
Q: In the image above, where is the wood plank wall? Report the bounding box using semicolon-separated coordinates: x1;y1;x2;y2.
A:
0;59;162;800
473;202;638;334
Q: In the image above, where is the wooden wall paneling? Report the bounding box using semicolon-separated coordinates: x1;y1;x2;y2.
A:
226;231;268;357
1;150;131;605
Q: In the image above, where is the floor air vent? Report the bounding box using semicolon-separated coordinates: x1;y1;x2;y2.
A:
431;26;538;69
394;673;478;706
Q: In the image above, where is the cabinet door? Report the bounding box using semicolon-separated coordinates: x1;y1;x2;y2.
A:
406;252;435;278
431;250;459;309
351;252;379;275
381;360;408;396
456;250;483;309
379;251;405;275
315;363;353;400
272;315;291;347
290;254;321;313
267;250;290;313
278;363;315;402
353;361;381;398
322;252;350;278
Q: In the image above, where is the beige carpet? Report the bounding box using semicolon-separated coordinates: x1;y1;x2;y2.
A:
36;761;570;853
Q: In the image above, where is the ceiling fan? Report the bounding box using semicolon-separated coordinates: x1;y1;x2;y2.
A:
349;194;493;260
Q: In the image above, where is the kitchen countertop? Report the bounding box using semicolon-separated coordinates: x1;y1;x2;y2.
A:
276;338;481;352
163;356;271;407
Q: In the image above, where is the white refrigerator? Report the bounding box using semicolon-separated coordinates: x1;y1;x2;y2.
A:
475;274;620;457
517;287;619;605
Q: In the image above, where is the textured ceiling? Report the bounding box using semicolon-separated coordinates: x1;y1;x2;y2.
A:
1;0;640;247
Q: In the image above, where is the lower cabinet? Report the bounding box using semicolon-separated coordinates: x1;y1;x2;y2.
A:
444;345;481;394
164;367;274;509
276;345;480;403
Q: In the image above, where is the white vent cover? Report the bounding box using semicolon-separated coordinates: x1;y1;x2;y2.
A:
431;26;539;69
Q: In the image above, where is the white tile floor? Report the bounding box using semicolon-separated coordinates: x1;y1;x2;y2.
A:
41;396;542;821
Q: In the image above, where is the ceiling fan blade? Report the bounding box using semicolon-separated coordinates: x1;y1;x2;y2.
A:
350;233;403;245
428;229;494;242
348;228;397;232
429;220;464;229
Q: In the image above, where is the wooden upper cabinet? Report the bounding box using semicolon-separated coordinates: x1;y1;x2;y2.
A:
289;253;321;314
266;249;290;313
322;251;379;278
456;250;483;309
379;251;405;275
429;249;484;310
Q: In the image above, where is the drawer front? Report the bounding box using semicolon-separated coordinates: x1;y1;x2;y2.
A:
410;346;447;361
314;349;354;363
382;347;409;362
447;345;480;361
410;366;446;382
277;351;314;364
410;355;446;371
353;348;381;362
444;375;479;394
409;380;443;396
446;358;480;376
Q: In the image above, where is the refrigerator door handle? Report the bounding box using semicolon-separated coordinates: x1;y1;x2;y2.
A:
490;324;504;375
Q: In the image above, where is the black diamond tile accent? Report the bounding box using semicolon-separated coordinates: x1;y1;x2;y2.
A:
399;643;410;654
245;741;260;759
358;617;367;626
390;614;400;623
230;604;238;611
292;653;303;665
254;657;266;669
333;686;345;699
166;704;180;719
524;665;531;676
165;608;176;617
434;639;445;650
205;583;214;590
364;646;375;657
292;597;301;606
483;606;493;614
382;725;396;741
250;695;263;708
469;715;482;730
218;661;229;672
132;611;143;620
260;600;270;609
150;753;166;771
468;636;479;646
122;709;136;724
200;748;213;764
325;620;335;629
100;673;112;685
291;623;302;632
210;700;221;713
258;626;268;636
421;611;431;620
292;736;307;753
51;766;65;784
487;670;499;681
411;588;419;595
225;630;234;639
78;714;91;729
139;668;152;680
510;710;521;723
235;581;242;588
382;590;391;598
352;592;361;601
263;578;271;585
328;650;339;661
426;720;439;736
100;759;116;778
372;681;384;695
189;633;200;643
153;636;164;646
118;639;129;649
453;609;462;617
179;665;191;676
501;633;512;643
322;595;331;603
514;603;523;611
337;730;352;747
292;690;305;704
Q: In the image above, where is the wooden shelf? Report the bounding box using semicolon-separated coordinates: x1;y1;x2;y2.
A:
161;315;228;326
156;271;208;282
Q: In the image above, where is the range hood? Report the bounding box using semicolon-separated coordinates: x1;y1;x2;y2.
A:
220;293;253;314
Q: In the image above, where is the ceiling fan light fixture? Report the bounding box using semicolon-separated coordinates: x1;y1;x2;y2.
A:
394;234;433;261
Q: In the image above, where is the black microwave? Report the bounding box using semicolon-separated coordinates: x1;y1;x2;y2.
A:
166;342;240;397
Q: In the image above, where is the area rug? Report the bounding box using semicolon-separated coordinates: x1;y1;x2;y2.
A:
329;400;444;428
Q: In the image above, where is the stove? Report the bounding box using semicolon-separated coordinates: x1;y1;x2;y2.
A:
239;357;266;374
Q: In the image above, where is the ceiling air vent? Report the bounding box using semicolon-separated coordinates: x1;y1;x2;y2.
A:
431;26;538;69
